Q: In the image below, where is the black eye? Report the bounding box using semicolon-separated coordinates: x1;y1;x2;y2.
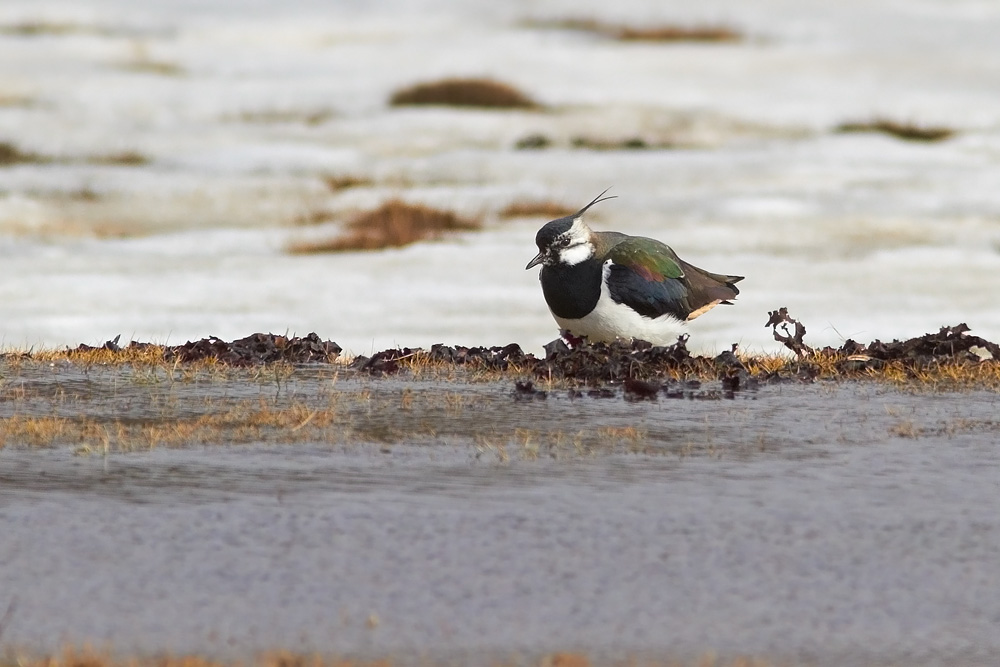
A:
558;238;570;248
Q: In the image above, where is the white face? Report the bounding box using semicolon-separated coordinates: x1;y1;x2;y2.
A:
555;217;594;266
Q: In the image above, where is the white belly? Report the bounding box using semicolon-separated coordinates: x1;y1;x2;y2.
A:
551;271;687;346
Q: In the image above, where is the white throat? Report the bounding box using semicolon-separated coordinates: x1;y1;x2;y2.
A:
557;217;594;266
559;242;594;266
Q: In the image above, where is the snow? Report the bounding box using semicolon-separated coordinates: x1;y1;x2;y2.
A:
1;0;1000;354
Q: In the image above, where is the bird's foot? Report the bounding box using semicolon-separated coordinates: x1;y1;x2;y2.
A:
559;330;588;349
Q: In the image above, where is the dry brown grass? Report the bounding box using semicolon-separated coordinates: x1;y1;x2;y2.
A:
616;24;742;42
498;200;576;219
389;77;539;109
287;200;480;253
525;18;743;42
835;119;955;142
0;400;341;451
26;345;176;367
739;351;1000;391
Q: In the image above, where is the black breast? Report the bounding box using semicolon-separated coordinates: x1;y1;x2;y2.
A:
539;259;603;319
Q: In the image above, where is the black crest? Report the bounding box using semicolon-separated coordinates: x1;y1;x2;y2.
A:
534;188;616;251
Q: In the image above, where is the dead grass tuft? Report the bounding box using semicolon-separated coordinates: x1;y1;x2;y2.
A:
525;18;743;42
287;200;480;253
835;119;955;142
498;200;576;219
389;77;539;109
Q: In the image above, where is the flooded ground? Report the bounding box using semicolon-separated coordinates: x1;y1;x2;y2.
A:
2;360;1000;665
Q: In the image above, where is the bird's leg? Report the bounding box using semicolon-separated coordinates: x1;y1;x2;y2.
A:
559;329;587;349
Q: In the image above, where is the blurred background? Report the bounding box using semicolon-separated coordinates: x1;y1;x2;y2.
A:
1;0;999;355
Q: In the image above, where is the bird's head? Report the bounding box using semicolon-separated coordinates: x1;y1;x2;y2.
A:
525;189;615;270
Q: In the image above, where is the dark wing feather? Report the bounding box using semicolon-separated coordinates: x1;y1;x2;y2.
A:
605;237;741;320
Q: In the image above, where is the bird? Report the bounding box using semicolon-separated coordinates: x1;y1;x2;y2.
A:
525;190;743;346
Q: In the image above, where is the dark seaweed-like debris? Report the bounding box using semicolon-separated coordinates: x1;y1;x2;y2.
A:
50;310;1000;395
766;307;813;357
167;332;341;365
623;378;660;400
831;323;1000;368
513;380;547;400
70;332;342;366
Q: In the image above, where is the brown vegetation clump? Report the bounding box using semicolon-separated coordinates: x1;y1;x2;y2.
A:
526;18;743;43
87;151;150;166
322;174;374;191
499;200;576;219
614;24;742;42
835;119;955;142
0;141;46;165
389;77;539;109
287;200;480;253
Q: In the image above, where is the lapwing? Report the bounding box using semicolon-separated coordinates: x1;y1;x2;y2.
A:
525;191;743;345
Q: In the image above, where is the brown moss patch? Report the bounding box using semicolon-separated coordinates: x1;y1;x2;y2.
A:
570;135;659;150
116;59;185;76
499;200;576;219
0;21;81;36
86;151;150;166
389;78;539;109
514;134;675;151
287;200;480;253
835;119;956;142
322;175;374;191
0;94;34;108
514;133;553;150
525;18;743;42
0;141;47;165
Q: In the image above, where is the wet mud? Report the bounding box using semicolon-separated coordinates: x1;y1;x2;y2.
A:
2;321;1000;665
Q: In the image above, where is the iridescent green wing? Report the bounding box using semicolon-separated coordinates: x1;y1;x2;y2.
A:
605;237;690;319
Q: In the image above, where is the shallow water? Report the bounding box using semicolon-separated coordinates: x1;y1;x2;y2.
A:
2;364;1000;665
